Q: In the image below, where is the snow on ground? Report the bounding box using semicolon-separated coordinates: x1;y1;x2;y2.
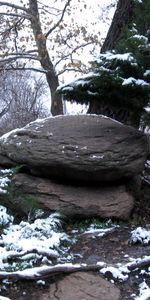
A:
0;169;12;194
135;281;150;300
0;205;71;272
0;179;150;299
131;227;150;245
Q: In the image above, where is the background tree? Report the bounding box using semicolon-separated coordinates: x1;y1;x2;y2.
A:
0;0;115;115
0;70;49;135
58;0;150;128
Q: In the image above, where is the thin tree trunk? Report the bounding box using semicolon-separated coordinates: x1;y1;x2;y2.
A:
101;0;134;53
28;0;63;116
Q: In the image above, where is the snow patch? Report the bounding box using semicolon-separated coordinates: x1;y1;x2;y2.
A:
131;227;150;245
0;169;12;194
135;281;150;300
122;77;149;86
0;128;22;144
90;154;104;160
100;265;129;282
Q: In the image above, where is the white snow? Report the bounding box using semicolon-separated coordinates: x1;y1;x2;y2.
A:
90;154;104;160
122;77;149;86
0;297;11;300
0;207;150;298
100;265;129;282
0;207;70;271
83;227;114;236
144;70;150;76
0;128;22;144
135;281;150;300
132;34;148;43
131;227;150;245
58;72;97;91
0;169;12;194
98;52;136;62
0;206;13;227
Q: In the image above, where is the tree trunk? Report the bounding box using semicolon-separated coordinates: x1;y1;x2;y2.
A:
101;0;134;53
28;0;63;116
88;0;139;127
46;71;63;116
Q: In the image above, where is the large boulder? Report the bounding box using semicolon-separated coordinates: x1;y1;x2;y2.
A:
8;173;134;220
40;272;121;300
0;115;148;182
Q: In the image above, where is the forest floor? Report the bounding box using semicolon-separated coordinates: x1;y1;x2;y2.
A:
1;195;150;300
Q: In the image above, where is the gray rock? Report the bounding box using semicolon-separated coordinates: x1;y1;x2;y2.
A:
0;115;148;182
9;173;134;220
41;272;121;300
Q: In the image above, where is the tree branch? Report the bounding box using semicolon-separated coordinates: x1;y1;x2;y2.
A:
0;66;47;74
6;249;58;262
0;53;40;65
0;263;103;281
45;0;72;38
0;12;30;19
0;50;38;57
55;41;93;68
0;1;29;12
128;257;150;271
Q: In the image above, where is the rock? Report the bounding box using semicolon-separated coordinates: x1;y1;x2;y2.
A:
40;272;120;300
0;115;148;182
9;173;134;220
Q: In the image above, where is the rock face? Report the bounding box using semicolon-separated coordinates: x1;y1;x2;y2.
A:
9;173;134;220
41;272;121;300
0;115;148;183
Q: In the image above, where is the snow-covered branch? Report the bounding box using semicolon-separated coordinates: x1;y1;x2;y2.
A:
0;263;102;281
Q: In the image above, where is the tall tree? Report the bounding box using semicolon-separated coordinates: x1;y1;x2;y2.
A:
101;0;134;53
0;0;104;115
58;0;150;128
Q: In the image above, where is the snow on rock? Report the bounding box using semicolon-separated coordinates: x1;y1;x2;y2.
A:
0;128;23;144
131;227;150;245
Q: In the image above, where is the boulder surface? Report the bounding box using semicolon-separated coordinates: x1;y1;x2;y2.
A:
0;115;148;182
41;272;121;300
9;173;134;220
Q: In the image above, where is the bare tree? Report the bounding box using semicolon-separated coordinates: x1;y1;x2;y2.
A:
0;70;49;135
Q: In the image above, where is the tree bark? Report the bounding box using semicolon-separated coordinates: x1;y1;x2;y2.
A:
101;0;134;53
28;0;63;116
